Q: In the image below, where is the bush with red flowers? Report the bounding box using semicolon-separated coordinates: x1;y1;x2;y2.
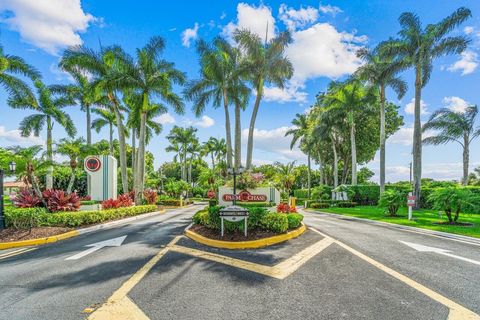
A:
143;189;158;205
101;194;133;210
42;189;81;212
13;189;42;208
276;202;297;213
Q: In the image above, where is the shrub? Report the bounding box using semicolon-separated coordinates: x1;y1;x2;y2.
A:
192;210;209;226
428;187;472;223
101;194;133;210
4;207;46;229
310;202;330;209
12;189;42;208
276;202;297;213
207;205;222;230
260;213;288;233
238;202;274;208
378;189;405;216
293;189;310;199
80;200;98;206
337;201;357;208
350;185;380;205
80;195;92;201
310;185;333;201
247;207;268;228
287;213;303;229
208;199;218;207
143;189;158;205
158;199;193;206
42;189;80;212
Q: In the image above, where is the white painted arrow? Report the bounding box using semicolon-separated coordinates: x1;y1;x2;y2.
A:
400;241;480;266
65;235;127;260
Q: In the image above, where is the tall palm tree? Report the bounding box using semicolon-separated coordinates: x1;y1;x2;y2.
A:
8;80;76;189
355;46;407;193
274;161;297;196
60;45;130;194
114;36;185;203
203;137;218;169
187;139;202;185
285;113;313;197
50;69;98;145
91;106;117;154
184;37;249;169
166;126;197;182
382;7;471;204
0;43;40;98
56;137;86;193
423;106;480;185
234;29;294;168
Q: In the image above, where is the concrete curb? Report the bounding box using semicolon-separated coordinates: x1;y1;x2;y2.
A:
184;223;307;250
0;209;167;250
306;209;480;246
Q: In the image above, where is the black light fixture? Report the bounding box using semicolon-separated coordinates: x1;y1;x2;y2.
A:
9;161;16;173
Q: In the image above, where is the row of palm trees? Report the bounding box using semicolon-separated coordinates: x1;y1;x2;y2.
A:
287;7;474;204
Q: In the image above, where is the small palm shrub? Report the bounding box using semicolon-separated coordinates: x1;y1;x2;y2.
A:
428;187;472;223
378;189;404;216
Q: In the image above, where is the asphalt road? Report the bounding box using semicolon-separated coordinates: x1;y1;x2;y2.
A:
0;205;478;320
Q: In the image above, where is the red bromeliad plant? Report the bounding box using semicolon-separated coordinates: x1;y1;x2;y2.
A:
276;202;297;213
101;194;133;210
13;189;42;208
42;189;81;212
143;189;158;205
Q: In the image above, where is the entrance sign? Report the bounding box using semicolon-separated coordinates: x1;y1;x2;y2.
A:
84;155;117;201
218;187;280;206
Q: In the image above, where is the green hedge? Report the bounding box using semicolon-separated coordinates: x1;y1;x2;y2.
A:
5;205;157;229
261;213;288;233
310;202;330;209
237;202;275;208
293;189;310;199
287;213;303;229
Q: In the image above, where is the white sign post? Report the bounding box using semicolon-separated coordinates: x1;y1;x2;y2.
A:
84;155;118;201
407;192;416;220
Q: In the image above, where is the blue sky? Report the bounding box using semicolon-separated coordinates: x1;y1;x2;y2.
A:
1;0;480;182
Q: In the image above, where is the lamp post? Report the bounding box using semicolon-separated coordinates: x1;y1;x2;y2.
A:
227;166;245;206
0;161;16;229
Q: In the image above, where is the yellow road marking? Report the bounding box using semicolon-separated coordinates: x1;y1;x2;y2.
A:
87;235;182;320
0;247;36;260
309;227;480;320
170;237;334;280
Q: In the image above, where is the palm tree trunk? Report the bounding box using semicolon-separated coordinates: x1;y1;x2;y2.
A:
350;115;357;185
234;102;242;169
331;134;338;188
307;151;311;198
463;137;469;186
67;169;75;194
182;150;187;181
46;116;53;190
380;85;386;193
109;122;113;155
188;157;192;184
222;89;233;168
413;66;422;208
132;127;136;176
318;154;324;185
246;79;264;169
109;93;129;194
86;104;92;145
134;93;148;204
211;153;215;169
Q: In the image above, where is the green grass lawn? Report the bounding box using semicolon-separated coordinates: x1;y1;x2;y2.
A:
310;206;480;239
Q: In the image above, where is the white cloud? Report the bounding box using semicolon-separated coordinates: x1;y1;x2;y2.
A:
388;123;434;146
0;126;45;146
263;84;308;103
222;3;275;41
404;98;429;115
181;22;199;48
0;0;96;55
319;3;342;16
442;96;470;113
186;115;215;128
155;113;176;125
447;50;478;75
464;26;474;35
278;4;318;31
220;12;226;20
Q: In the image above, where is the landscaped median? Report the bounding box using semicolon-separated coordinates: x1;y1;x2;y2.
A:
0;205;162;250
186;204;306;249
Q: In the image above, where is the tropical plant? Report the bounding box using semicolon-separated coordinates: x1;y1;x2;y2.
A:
12;189;42;208
8;80;76;189
378;189;404;216
428;187;472;223
355;45;407;193
6;145;45;199
274;161;297;196
381;7;471;205
234;29;294;169
42;189;81;212
166;126;198;182
422;105;480;185
91;106;118;154
55;137;86;193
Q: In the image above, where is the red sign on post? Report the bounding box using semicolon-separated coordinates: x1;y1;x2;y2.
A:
207;189;215;199
407;195;416;207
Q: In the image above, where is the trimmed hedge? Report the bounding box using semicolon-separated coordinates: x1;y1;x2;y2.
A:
337;201;357;208
293;189;310;199
237;202;275;208
261;213;289;233
287;213;303;229
5;205;158;229
310;202;330;209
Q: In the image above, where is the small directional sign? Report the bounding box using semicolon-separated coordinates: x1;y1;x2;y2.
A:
65;236;127;260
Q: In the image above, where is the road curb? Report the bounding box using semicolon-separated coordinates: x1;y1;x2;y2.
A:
307;209;480;246
184;223;307;250
0;209;167;250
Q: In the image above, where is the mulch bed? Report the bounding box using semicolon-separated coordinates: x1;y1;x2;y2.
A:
0;227;72;242
190;224;283;242
432;221;474;227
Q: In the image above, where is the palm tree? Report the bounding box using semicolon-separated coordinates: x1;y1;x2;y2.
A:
114;36;185;204
166;126;197;182
382;7;471;204
234;29;294;169
355;46;407;193
274;161;297;196
60;45;130;194
286;113;313;197
423;106;480;185
91;106;117;154
0;43;40;98
184;37;249;169
8;80;76;189
187;140;202;185
56;137;86;193
203;137;217;169
7;145;45;199
50;69;98;145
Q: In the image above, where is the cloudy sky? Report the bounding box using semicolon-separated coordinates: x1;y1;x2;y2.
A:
0;0;479;182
